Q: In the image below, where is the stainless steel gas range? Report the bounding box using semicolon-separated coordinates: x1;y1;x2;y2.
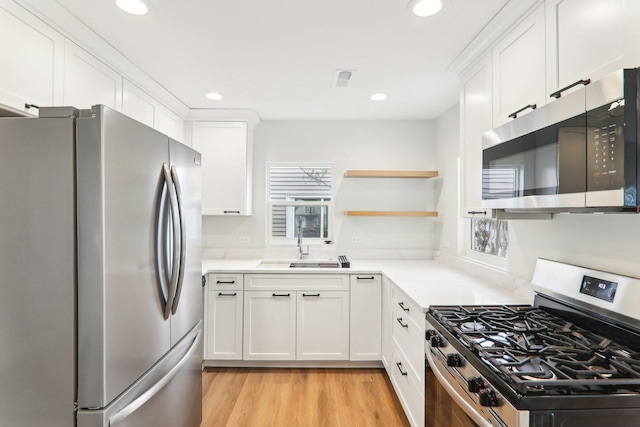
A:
425;258;640;427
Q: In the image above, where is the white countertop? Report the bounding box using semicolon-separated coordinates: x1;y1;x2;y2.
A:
202;259;534;312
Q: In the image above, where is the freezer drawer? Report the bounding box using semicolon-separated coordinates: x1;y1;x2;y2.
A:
77;322;203;427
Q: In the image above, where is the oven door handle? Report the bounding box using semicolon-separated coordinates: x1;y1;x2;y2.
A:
426;349;492;427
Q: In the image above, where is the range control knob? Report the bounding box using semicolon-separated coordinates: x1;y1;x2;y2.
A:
430;335;444;348
446;353;464;367
478;389;499;407
467;377;486;393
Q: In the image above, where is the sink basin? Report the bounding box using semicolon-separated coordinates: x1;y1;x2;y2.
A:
289;261;340;268
257;260;340;269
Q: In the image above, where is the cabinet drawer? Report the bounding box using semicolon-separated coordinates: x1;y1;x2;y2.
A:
245;274;349;291
208;273;243;290
391;344;425;427
392;306;425;389
391;286;425;332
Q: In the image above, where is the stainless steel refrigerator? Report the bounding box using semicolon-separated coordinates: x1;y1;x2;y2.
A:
0;105;203;426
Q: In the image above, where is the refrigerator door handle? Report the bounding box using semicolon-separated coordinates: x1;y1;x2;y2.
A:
162;163;181;320
108;329;201;426
155;165;171;316
170;165;187;315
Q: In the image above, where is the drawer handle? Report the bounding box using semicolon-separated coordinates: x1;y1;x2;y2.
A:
398;302;410;312
396;317;409;328
396;362;408;376
216;280;236;284
467;210;487;216
218;292;237;296
302;293;320;297
223;210;240;214
356;276;375;280
272;293;290;297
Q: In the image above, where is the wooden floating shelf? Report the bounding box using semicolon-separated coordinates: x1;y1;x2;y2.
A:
344;211;439;217
344;170;439;178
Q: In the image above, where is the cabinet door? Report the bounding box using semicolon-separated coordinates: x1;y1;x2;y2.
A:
243;291;295;360
296;291;349;360
350;275;381;361
460;55;493;217
492;4;546;126
191;122;251;216
381;276;392;371
546;0;624;97
158;105;185;143
205;290;243;360
63;40;122;110
122;79;157;128
0;3;63;114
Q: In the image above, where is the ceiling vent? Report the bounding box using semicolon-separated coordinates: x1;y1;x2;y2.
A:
332;69;356;88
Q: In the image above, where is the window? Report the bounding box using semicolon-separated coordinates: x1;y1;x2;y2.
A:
267;164;333;243
470;218;508;258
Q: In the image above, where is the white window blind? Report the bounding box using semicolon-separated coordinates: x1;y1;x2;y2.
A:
482;167;520;200
268;166;332;201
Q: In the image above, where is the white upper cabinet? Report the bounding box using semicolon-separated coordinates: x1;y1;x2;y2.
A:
0;3;63;114
546;0;624;98
63;40;122;111
493;4;546;126
460;55;493;218
191;121;252;216
122;79;157;129
158;105;185;143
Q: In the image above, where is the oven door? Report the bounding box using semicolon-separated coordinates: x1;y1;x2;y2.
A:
481;88;587;211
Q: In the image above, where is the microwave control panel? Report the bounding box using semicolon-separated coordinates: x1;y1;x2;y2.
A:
586;101;625;191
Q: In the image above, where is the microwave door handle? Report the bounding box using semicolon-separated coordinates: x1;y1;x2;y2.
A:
163;163;181;320
170;166;187;315
549;78;591;99
508;103;537;119
426;350;492;427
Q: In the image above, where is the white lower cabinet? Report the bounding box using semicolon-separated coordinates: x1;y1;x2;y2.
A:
206;290;243;360
350;274;382;361
204;273;244;360
386;282;425;427
242;274;350;361
243;291;297;360
296;291;349;360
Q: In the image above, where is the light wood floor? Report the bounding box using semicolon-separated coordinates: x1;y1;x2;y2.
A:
202;367;411;427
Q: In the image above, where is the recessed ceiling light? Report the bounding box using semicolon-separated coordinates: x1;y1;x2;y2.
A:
205;92;223;101
116;0;150;16
370;93;388;101
409;0;443;17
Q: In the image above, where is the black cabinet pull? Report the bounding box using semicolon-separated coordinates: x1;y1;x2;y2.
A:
218;292;237;296
356;276;375;280
202;275;206;288
396;317;409;328
302;293;321;297
396;362;408;376
272;293;290;297
467;210;487;216
398;302;410;312
216;280;236;284
223;210;240;214
24;103;39;109
549;78;591;99
508;103;537;119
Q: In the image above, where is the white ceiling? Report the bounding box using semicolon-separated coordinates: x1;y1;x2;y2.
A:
52;0;508;120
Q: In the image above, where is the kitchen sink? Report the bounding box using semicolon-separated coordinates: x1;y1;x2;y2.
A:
289;261;340;268
257;260;340;269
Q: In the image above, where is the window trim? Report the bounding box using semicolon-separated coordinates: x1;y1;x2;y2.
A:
266;162;334;246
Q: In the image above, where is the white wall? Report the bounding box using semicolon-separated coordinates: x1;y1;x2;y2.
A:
432;104;461;257
202;120;438;259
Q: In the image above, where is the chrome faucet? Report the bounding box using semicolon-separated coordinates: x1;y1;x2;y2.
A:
297;216;309;259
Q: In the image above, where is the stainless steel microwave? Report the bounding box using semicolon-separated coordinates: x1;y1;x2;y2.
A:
481;68;639;212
